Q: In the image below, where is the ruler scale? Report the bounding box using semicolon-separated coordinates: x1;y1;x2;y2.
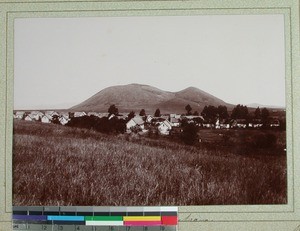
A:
12;206;178;231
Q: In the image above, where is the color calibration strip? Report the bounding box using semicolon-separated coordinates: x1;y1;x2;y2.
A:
13;206;178;231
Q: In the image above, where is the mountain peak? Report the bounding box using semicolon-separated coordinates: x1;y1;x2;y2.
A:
181;86;200;91
129;83;144;86
126;83;146;87
70;84;232;114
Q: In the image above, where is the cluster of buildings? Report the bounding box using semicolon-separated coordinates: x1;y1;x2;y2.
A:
13;110;281;136
126;114;181;135
14;111;109;126
126;115;280;135
14;110;70;125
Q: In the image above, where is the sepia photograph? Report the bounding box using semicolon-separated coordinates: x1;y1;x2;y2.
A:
13;14;287;206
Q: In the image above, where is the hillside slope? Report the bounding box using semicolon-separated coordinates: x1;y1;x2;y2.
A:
70;83;232;114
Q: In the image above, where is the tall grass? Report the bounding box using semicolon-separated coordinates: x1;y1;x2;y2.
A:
13;120;287;206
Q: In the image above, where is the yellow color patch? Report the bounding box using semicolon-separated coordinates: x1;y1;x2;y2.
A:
123;216;161;221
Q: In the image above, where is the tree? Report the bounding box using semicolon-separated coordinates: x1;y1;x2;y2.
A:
254;107;261;119
154;108;161;117
139;109;146;116
231;104;248;119
201;105;218;121
185;104;192;115
261;107;270;123
193;111;199;116
115;119;126;134
127;111;135;120
108;104;119;116
217;105;229;119
193;117;203;124
180;123;199;145
67;115;99;130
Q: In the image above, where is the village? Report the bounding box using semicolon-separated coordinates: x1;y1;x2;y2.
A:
13;105;283;136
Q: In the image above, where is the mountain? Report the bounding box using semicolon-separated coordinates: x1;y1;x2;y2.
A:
70;83;233;114
247;103;285;109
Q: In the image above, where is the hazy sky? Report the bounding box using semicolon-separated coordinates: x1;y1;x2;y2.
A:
14;14;285;110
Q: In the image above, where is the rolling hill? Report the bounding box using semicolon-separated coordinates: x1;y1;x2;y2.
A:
70;83;232;114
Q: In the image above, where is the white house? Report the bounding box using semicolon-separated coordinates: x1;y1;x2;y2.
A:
108;114;115;120
203;122;214;128
220;123;230;129
59;112;70;119
98;113;109;118
270;119;280;127
146;115;154;123
158;120;172;135
248;119;263;128
14;111;25;119
170;114;181;119
160;115;169;121
24;114;34;121
216;119;230;129
126;116;145;131
45;111;59;117
170;117;180;127
41;115;51;123
74;111;86;117
59;116;69;125
87;112;99;117
231;119;247;128
28;111;42;121
215;119;220;129
253;123;263;128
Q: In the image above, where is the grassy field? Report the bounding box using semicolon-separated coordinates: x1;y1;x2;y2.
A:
13;120;287;206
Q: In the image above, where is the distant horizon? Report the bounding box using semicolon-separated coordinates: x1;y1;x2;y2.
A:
14;83;285;111
14;15;285;110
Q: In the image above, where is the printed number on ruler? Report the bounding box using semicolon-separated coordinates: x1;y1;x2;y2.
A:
125;227;150;231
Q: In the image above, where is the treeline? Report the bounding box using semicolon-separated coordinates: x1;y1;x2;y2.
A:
67;105;146;134
67;115;126;134
184;103;282;124
199;104;270;121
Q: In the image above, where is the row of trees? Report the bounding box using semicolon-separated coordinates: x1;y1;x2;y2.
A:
67;115;126;134
108;103;272;122
108;104;148;118
200;104;271;122
201;105;229;121
108;105;162;118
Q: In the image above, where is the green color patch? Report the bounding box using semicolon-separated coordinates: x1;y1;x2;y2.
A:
85;216;123;221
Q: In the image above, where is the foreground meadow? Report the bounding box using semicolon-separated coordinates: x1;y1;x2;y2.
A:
13;120;286;206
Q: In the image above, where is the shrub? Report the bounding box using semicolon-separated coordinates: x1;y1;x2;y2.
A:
67;115;98;129
67;116;126;134
180;123;199;145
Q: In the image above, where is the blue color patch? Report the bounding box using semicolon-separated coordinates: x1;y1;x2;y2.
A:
47;216;85;221
13;215;47;221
